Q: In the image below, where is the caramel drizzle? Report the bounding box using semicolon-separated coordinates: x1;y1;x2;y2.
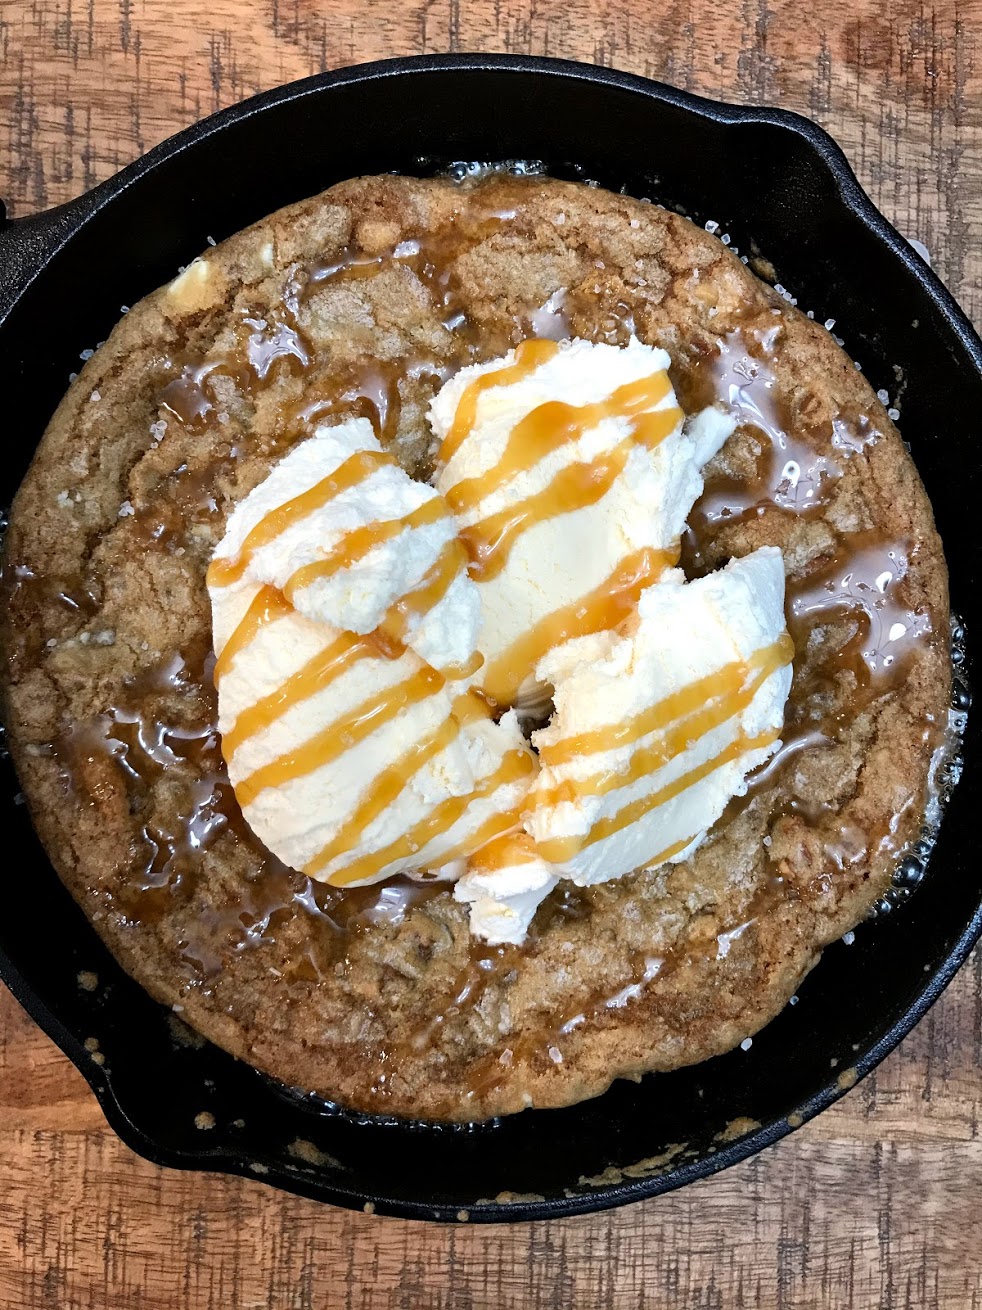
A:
305;689;492;882
213;586;292;684
244;317;310;380
538;635;795;809
453;376;682;581
234;664;446;808
311;243;421;286
220;524;471;822
644;833;699;868
468;831;538;873
314;748;535;885
788;539;931;685
222;631;371;758
371;539;469;659
431;805;532;874
206;448;394;590
536;728;781;864
539;654;791;811
461;435;636;582
283;497;450;604
439;338;561;465
447;369;674;515
481;545;678;707
440;649;486;681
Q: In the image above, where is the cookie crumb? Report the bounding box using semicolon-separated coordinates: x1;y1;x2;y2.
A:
194;1111;216;1130
288;1138;340;1168
77;971;98;992
167;1013;205;1049
715;1116;759;1142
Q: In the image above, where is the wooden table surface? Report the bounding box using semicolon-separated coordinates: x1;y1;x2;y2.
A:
1;2;981;1306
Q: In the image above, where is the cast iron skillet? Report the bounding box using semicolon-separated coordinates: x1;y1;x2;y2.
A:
0;54;978;1224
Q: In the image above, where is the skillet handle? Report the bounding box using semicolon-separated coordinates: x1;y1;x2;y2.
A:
0;195;95;327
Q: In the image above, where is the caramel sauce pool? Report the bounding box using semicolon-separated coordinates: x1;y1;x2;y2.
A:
3;188;946;1109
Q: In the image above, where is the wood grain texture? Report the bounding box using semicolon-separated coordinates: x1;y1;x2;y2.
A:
1;2;981;1306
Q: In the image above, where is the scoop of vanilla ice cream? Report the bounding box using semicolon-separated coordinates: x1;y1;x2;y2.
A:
208;423;533;887
529;547;792;882
213;602;532;884
456;548;792;939
430;338;735;707
211;417;479;671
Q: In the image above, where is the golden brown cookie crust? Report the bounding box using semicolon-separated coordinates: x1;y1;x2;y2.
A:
1;174;950;1121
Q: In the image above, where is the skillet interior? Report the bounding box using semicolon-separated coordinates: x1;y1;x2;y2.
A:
0;54;977;1222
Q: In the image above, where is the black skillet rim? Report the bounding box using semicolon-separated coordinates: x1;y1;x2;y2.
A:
0;52;979;1224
